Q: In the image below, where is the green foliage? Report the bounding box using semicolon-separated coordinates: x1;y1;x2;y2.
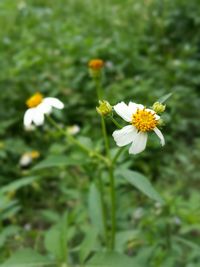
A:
118;169;164;203
0;0;200;266
44;213;68;263
86;252;140;267
0;249;54;267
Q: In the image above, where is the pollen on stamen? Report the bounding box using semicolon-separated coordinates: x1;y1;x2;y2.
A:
26;92;43;108
131;109;158;132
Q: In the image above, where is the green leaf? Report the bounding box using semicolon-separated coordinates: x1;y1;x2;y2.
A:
118;169;164;203
0;176;39;194
158;92;173;104
115;230;140;252
85;252;140;267
88;183;104;236
0;248;54;267
32;155;79;170
174;236;200;251
0;226;20;247
79;228;98;263
44;213;68;262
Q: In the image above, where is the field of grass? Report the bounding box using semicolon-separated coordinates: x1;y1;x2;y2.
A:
0;0;200;266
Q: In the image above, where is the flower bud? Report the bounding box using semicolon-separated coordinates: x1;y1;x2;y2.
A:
96;100;112;116
152;102;166;114
88;59;104;79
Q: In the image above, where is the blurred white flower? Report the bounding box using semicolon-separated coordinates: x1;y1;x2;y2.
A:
133;207;144;220
23;92;64;130
112;102;165;154
67;125;80;135
19;151;40;167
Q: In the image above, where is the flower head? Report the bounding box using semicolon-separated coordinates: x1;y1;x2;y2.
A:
88;59;104;70
19;150;40;167
23;92;64;130
88;59;104;79
112;101;165;154
96;100;112;116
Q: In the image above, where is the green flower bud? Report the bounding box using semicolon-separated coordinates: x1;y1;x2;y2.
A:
152;102;166;114
96;100;112;116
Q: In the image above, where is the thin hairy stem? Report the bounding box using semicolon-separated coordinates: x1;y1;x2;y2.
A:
46;116;109;165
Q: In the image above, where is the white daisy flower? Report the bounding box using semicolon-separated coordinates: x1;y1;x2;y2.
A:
112;101;165;155
23;92;64;130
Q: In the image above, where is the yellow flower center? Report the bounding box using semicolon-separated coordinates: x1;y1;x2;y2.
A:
30;151;40;159
26;92;43;108
132;108;158;132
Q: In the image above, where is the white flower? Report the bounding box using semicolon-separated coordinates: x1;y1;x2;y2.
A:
67;125;80;135
23;92;64;130
19;151;40;167
112;101;165;154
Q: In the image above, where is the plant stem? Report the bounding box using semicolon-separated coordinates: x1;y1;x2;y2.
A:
108;166;116;250
97;173;109;247
101;116;110;157
46;116;109;165
101;116;116;250
93;75;116;250
109;116;122;129
95;78;103;100
112;147;125;165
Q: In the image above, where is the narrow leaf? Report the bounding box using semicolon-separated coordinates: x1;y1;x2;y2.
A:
0;176;39;194
32;155;79;170
158;92;173;104
88;183;104;236
1;248;54;267
79;228;98;263
86;252;140;267
118;169;164;203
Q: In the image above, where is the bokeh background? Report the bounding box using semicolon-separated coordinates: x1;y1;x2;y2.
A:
0;0;200;266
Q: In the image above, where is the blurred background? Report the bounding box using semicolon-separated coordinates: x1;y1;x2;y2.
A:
0;0;200;266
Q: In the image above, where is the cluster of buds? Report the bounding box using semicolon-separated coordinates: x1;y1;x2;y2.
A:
88;59;104;79
96;100;112;116
152;102;166;114
152;102;166;127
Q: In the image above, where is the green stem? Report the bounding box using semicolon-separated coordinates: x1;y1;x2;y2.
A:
112;147;125;165
109;166;116;250
110;116;122;129
101;116;116;250
93;75;116;250
95;78;103;100
46;116;109;165
97;174;109;247
101;116;110;157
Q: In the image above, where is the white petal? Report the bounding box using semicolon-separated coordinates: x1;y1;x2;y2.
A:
113;102;133;122
43;97;64;110
38;102;52;114
154;127;165;146
129;132;148;154
23;108;35;127
32;108;45;126
128;102;144;112
112;125;137;147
